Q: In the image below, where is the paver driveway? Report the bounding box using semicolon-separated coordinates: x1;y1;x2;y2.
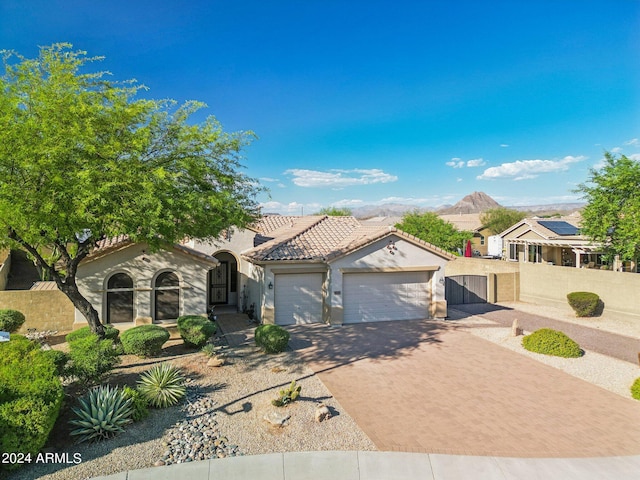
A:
287;320;640;457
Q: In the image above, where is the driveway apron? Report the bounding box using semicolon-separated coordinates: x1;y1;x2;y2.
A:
287;320;640;458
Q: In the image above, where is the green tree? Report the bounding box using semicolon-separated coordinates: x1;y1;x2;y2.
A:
480;207;526;235
395;211;472;254
0;44;262;336
316;206;353;216
575;152;640;263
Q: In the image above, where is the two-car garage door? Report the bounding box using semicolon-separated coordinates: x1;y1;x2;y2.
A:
342;271;432;323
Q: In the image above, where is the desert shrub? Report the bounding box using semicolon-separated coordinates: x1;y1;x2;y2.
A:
200;343;218;357
522;328;583;358
65;325;120;343
67;335;121;386
137;363;186;408
122;386;149;422
271;380;302;407
631;378;640;401
120;325;170;357
0;336;63;468
177;315;216;348
41;349;69;376
255;324;290;354
567;291;600;317
0;309;26;333
69;385;133;443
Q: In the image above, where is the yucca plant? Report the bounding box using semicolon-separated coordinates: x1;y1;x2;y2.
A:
137;363;186;408
69;385;133;443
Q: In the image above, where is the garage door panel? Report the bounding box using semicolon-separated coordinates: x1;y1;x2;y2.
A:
275;273;323;325
343;272;431;323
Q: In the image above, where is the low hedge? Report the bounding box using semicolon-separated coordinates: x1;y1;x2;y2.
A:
631;378;640;401
0;335;64;469
567;291;600;317
522;328;583;358
120;325;170;357
65;325;120;343
255;324;290;354
0;309;26;333
177;315;216;348
67;335;121;385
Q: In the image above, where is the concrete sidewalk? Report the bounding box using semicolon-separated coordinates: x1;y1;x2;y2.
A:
92;451;640;480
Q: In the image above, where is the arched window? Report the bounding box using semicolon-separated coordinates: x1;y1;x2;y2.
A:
154;271;180;321
106;273;134;323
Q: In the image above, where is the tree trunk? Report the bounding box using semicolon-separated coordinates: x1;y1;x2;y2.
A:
59;281;105;338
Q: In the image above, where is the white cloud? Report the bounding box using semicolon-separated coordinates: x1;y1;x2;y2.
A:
477;155;586;181
466;158;486;167
259;177;281;183
500;144;510;148
629;153;640;161
446;158;465;168
259;200;321;214
379;196;433;205
611;147;623;153
332;199;365;208
456;177;463;182
285;168;397;187
624;138;639;146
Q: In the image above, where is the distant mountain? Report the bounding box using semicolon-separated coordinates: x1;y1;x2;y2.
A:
508;203;585;216
351;203;433;219
437;191;501;215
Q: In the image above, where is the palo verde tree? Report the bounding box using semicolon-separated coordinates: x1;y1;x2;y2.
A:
395;211;473;254
480;207;526;235
0;44;262;336
575;152;640;264
315;206;353;216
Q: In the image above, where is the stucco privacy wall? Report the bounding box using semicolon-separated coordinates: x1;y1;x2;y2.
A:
329;235;450;324
445;257;520;303
0;290;75;332
519;262;640;321
75;243;215;325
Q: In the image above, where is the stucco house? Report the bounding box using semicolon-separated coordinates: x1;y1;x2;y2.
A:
74;215;454;328
438;213;491;256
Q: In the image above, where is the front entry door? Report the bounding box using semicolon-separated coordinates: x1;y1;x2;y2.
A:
209;262;228;305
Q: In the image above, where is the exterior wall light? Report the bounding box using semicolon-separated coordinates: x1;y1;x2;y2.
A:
268;281;273;290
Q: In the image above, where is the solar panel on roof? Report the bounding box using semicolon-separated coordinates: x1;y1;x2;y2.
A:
537;220;580;236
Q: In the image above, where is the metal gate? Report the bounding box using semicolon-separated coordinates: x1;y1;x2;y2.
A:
445;275;487;305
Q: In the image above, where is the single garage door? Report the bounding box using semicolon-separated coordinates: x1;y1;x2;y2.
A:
274;273;323;325
343;271;431;323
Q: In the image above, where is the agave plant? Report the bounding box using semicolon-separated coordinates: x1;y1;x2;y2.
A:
137;363;186;408
69;384;133;443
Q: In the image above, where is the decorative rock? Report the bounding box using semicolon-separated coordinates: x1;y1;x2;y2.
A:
207;356;225;367
511;318;523;337
315;403;332;422
154;460;166;467
263;410;291;427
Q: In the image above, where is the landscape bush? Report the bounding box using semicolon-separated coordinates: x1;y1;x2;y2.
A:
122;386;150;422
65;325;120;343
177;315;216;348
255;324;290;354
631;378;640;401
120;325;170;357
67;335;121;386
41;349;69;376
0;309;26;333
566;291;600;317
522;328;583;358
0;335;63;468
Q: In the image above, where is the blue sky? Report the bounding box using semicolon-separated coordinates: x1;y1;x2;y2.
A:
1;1;639;214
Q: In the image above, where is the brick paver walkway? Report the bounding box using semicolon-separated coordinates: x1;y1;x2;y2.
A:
451;303;640;364
287;320;640;458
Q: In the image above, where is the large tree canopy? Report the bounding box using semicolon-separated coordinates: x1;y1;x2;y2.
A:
480;207;526;235
576;152;640;264
0;44;263;334
395;211;472;254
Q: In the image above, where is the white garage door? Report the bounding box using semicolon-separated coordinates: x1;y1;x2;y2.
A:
274;273;323;325
343;271;431;323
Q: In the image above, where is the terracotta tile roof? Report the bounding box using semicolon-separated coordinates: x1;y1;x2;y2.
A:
438;213;484;232
243;216;455;262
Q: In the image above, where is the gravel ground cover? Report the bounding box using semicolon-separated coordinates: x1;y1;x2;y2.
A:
6;340;375;480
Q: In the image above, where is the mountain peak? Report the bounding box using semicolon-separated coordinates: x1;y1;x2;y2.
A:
438;192;501;214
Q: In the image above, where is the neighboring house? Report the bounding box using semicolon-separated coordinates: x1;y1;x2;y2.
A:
500;216;607;268
438;214;491;256
73;216;454;328
242;215;455;325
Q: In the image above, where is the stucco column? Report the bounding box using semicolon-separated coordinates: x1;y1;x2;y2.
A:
574;250;581;268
